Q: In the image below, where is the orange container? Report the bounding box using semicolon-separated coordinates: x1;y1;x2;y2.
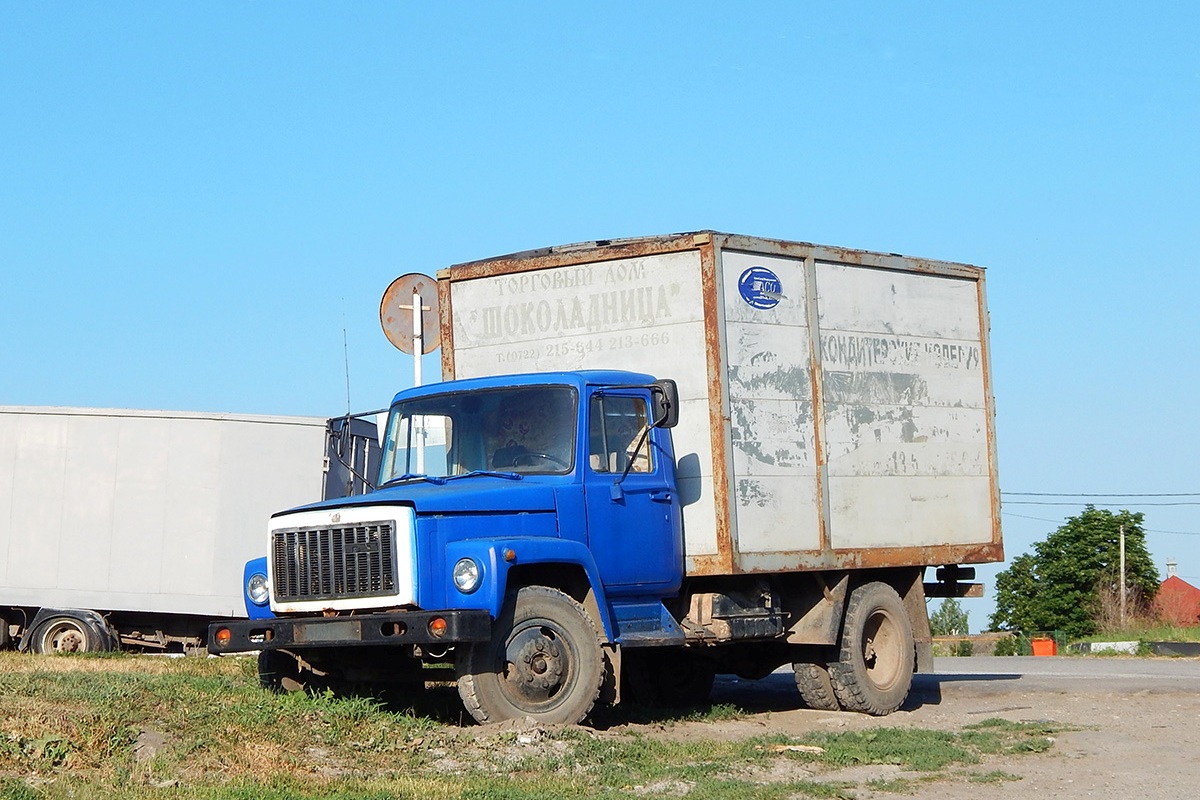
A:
1031;637;1057;656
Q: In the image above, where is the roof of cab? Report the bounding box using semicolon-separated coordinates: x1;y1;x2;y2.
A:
389;369;657;406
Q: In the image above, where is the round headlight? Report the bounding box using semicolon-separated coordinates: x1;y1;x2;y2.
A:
452;558;481;594
247;573;270;606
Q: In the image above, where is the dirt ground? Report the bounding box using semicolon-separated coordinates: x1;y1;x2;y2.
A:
591;656;1200;798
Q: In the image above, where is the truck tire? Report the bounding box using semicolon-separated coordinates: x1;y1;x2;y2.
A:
456;586;604;725
827;582;914;715
29;615;111;655
793;660;840;711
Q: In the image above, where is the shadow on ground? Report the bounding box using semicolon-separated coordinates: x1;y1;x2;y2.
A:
314;667;1027;729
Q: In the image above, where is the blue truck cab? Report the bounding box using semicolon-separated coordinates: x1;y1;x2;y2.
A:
211;370;686;724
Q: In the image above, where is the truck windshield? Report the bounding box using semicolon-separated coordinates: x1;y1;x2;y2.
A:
379;385;578;484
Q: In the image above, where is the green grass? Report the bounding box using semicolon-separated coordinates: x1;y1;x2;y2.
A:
1081;624;1200;643
959;718;1074;755
738;719;1071;775
967;770;1023;783
866;776;936;794
0;653;1067;799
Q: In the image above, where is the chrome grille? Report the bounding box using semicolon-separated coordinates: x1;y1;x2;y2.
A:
271;521;397;602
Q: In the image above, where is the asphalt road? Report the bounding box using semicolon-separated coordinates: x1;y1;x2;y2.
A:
711;655;1200;711
916;654;1200;698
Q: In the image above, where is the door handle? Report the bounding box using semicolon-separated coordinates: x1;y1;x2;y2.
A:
650;490;672;503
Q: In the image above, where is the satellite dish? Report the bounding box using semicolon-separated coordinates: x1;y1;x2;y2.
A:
380;273;441;355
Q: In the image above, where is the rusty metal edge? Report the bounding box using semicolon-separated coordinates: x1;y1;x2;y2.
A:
701;233;985;280
685;554;727;576
803;254;832;558
692;543;1002;578
735;542;1005;574
441;232;713;281
976;271;1004;555
700;235;737;574
439;232;986;283
436;269;456;379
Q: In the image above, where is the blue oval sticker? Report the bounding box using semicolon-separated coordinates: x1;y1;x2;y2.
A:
738;266;782;309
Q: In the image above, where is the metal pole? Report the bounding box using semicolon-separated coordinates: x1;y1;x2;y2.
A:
412;288;423;388
412;288;425;473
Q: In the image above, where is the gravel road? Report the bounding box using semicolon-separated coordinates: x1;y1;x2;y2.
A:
657;655;1200;798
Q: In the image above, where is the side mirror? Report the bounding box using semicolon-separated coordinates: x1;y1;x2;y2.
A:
651;379;679;428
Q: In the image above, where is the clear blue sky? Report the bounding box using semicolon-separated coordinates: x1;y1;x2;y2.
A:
3;4;1198;628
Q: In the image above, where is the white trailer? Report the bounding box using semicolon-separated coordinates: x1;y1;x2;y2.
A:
0;406;378;653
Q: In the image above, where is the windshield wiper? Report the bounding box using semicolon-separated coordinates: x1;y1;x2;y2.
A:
446;470;523;482
381;473;448;487
381;469;524;487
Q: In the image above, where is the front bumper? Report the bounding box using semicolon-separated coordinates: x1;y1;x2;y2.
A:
207;609;493;655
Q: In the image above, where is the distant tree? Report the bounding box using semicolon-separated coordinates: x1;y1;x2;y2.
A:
929;598;970;636
990;553;1040;633
988;507;1159;639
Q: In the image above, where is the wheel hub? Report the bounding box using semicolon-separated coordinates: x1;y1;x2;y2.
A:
863;611;901;688
505;625;567;701
56;631;84;652
43;623;88;654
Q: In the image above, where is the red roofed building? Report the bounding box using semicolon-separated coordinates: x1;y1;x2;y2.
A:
1153;561;1200;626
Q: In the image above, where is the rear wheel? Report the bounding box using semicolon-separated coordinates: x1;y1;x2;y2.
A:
793;658;840;711
827;582;914;715
456;586;604;725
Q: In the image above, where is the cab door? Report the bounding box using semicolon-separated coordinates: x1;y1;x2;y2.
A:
583;391;682;594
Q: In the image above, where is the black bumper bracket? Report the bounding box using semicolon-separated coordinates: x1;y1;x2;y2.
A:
208;609;493;655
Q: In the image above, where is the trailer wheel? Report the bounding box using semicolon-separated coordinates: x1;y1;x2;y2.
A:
456;586;603;725
827;582;914;715
29;615;109;655
793;659;840;711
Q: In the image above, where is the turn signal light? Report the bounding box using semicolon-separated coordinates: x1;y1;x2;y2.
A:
213;628;232;648
428;617;448;638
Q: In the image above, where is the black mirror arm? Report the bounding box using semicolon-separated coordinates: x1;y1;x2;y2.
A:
614;425;653;487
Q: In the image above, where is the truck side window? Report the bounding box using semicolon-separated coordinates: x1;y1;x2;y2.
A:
589;396;652;473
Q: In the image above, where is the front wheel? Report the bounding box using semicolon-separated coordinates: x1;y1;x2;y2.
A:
827;582;914;715
456;586;604;725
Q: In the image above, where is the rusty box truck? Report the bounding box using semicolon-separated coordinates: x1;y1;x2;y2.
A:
210;231;1000;723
